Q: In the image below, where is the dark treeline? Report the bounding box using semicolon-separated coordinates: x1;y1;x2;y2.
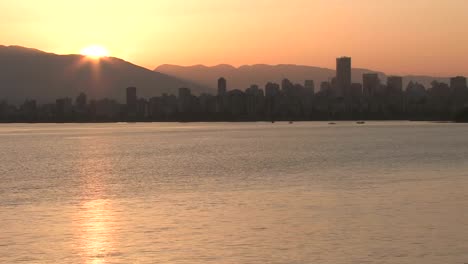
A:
1;57;468;123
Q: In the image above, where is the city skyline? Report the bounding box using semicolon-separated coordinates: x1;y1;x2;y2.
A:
2;56;467;123
1;0;468;76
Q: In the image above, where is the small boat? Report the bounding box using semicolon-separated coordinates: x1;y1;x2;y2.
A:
357;121;366;124
289;121;294;124
328;122;336;125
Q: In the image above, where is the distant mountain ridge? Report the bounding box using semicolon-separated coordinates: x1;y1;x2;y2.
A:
0;45;209;104
155;64;450;91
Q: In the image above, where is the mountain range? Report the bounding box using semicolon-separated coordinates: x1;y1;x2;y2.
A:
155;64;450;91
0;45;209;104
0;45;453;105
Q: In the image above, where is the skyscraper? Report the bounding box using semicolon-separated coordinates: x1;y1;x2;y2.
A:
217;77;228;113
363;73;380;97
75;92;87;110
281;79;294;94
126;87;137;116
387;76;403;94
320;81;331;94
178;87;192;113
350;83;363;97
450;76;467;93
265;82;280;97
126;87;137;104
265;82;280;118
218;77;227;96
304;80;315;95
336;57;352;97
450;76;468;109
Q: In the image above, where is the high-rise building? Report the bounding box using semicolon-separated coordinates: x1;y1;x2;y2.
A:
75;92;87;110
265;82;280;97
178;87;192;113
304;80;315;95
350;83;363;97
22;99;37;120
126;87;137;116
406;81;427;101
450;76;467;92
281;79;294;94
227;89;246;116
336;57;352;97
265;82;280;118
217;78;228;113
245;85;264;117
363;73;380;97
178;87;191;99
450;76;468;109
320;81;332;94
55;97;73;118
246;84;262;95
126;87;137;107
387;76;403;94
95;99;120;119
218;77;227;96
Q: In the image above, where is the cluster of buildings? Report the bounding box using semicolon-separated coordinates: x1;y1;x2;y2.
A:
1;57;468;122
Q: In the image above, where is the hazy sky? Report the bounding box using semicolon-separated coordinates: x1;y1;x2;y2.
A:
1;0;467;76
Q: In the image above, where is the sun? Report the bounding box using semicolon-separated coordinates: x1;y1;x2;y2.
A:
80;45;109;58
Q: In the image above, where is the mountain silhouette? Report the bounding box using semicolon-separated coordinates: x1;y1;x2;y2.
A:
155;64;449;91
0;45;209;104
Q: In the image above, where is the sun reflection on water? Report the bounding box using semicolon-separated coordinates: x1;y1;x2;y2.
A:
74;136;120;264
79;199;117;264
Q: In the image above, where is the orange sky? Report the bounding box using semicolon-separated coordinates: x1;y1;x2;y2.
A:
1;0;467;76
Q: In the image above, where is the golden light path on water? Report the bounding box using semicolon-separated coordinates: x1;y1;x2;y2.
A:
75;136;118;264
79;200;114;264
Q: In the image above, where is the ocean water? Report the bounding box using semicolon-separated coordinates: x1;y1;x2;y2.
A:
0;122;467;264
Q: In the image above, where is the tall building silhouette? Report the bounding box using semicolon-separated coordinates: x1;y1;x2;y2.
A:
304;80;315;95
178;87;192;113
75;92;87;110
450;76;467;92
55;98;73;118
265;82;280;118
363;73;380;97
350;83;363;97
320;81;332;95
218;77;227;96
245;85;264;118
387;76;403;93
265;82;280;97
387;76;404;111
450;76;468;110
281;79;294;95
336;57;352;97
126;87;137;116
217;77;228;113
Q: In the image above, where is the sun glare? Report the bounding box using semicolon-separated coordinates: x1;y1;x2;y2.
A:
80;45;109;58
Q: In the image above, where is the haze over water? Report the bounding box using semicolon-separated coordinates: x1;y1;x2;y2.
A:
0;122;467;263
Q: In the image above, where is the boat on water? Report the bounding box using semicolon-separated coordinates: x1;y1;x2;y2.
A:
328;122;336;125
357;121;366;124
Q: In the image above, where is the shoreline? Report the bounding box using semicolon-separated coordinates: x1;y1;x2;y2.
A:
0;120;461;125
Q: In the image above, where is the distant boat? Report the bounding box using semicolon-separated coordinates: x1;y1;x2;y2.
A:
357;121;366;124
329;122;336;125
289;121;294;124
